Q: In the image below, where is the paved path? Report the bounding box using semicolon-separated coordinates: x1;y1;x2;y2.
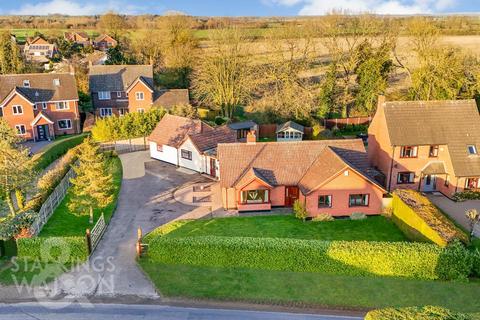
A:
427;193;480;232
0;303;363;320
41;151;210;298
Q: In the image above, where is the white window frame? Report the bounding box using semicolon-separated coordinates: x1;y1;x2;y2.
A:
98;91;111;100
137;108;145;113
100;108;113;117
33;103;37;110
15;124;26;135
118;108;126;116
23;80;30;87
12;105;23;115
57;119;72;130
468;145;477;155
55;101;69;110
116;91;122;98
135;92;144;101
53;79;60;86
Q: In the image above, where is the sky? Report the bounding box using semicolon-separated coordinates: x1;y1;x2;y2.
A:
0;0;479;16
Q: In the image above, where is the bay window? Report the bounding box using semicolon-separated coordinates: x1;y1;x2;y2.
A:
240;190;269;204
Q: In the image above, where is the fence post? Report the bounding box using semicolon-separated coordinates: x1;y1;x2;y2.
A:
86;229;92;254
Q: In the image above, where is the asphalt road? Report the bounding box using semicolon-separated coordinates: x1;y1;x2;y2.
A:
0;303;364;320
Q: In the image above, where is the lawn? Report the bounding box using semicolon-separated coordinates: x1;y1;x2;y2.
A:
139;262;480;313
32;133;88;171
38;156;122;237
0;258;70;285
151;215;407;242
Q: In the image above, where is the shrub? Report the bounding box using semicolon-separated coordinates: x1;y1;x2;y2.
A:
311;213;334;221
0;210;37;240
453;191;480;202
436;240;473;281
293;200;308;221
33;134;86;171
350;212;367;220
145;236;471;280
17;236;88;263
471;249;480;278
392;190;468;246
365;306;472;320
214;116;228;125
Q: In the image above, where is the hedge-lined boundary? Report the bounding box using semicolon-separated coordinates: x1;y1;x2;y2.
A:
392;190;468;246
32;133;87;171
146;236;472;281
17;236;88;263
365;306;477;320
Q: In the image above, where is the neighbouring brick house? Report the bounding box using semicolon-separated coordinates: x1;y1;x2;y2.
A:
0;73;81;141
64;31;91;47
368;97;480;197
93;34;118;51
23;37;57;63
218;131;386;215
89;65;189;117
149;114;236;178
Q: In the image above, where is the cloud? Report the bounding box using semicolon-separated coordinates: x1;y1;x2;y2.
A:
267;0;458;15
8;0;145;16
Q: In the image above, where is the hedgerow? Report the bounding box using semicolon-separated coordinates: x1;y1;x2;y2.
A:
365;306;474;320
453;191;480;201
145;236;472;281
17;236;88;263
392;190;468;246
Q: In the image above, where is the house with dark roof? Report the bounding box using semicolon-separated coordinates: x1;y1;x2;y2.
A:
89;65;190;117
23;37;57;63
0;73;80;141
149;114;236;178
368;96;480;197
228;120;258;141
93;34;118;51
64;31;91;47
218;131;385;214
276;120;304;142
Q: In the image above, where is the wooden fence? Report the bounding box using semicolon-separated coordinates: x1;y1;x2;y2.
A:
86;213;107;254
30;168;76;236
322;117;371;130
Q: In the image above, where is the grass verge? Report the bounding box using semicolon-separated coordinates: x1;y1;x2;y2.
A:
139;262;480;313
38;156;122;237
150;215;407;242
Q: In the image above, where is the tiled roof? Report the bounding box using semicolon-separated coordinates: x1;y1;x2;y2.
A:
153;89;190;109
0;73;78;104
188;125;236;153
235;167;274;188
228;120;257;130
94;34;117;43
148;114;212;148
218;139;379;190
276;121;304;133
422;161;447;175
382;99;480;177
89;65;153;92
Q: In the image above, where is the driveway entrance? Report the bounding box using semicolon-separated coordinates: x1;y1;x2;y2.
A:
427;193;480;232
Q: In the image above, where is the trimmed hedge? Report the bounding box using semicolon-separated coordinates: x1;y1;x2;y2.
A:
392;190;468;246
17;236;88;263
453;191;480;201
365;306;474;320
33;133;87;171
145;236;472;281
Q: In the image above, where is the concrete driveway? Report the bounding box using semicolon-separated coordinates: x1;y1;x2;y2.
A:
427;193;480;232
42;151;212;299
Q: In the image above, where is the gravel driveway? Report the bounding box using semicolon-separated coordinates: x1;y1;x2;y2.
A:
42;151;210;299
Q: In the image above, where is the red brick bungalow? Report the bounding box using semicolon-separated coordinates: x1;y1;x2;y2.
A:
93;34;117;51
0;73;80;141
368;97;480;197
218;132;386;216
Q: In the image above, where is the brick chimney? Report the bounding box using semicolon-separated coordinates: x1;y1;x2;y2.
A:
246;130;256;144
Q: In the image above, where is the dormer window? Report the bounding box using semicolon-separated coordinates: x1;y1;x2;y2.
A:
468;145;477;155
400;146;418;158
53;79;60;86
23;80;30;87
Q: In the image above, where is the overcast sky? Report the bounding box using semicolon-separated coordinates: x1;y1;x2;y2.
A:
1;0;478;16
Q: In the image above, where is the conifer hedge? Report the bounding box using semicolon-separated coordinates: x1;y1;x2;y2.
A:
146;236;473;281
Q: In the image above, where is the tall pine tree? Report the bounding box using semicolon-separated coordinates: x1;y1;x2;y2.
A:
68;137;113;223
0;32;24;74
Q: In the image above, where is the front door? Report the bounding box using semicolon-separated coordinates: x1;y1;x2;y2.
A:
210;158;216;177
36;125;49;141
285;186;299;207
423;175;436;192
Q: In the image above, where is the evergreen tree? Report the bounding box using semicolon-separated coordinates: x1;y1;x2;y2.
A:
0;118;21;146
0;31;24;74
68;137;113;222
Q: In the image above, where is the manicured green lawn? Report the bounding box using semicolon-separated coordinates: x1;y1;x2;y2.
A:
139;262;480;313
0;258;70;285
33;133;88;171
39;156;122;237
156;215;407;242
